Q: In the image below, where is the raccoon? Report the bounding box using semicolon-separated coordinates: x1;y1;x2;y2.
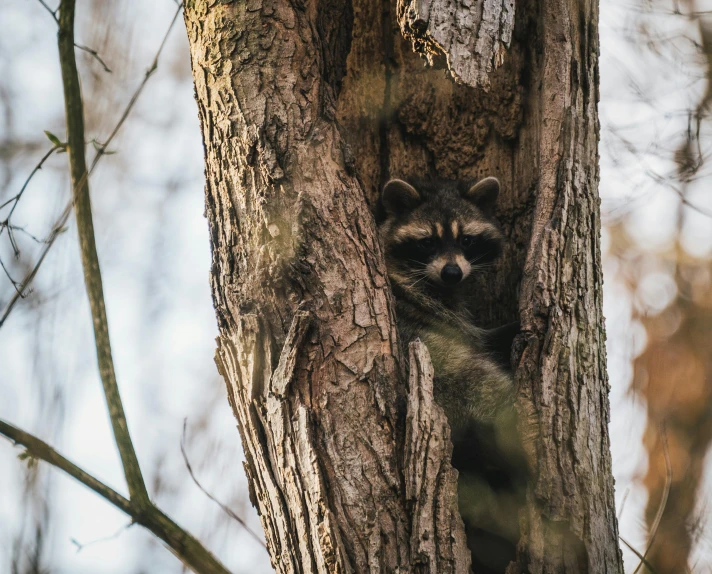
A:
378;177;525;573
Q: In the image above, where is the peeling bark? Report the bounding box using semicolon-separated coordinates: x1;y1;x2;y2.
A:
396;0;515;88
405;341;471;573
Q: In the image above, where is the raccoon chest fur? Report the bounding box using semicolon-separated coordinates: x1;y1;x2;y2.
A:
378;176;525;574
395;298;513;437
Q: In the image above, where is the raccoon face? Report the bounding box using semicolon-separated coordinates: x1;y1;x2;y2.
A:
379;177;504;291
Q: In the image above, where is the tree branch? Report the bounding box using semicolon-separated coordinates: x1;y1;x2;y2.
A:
35;0;112;72
180;420;267;550
0;419;133;514
58;0;149;508
0;202;71;327
633;424;672;574
0;419;231;574
0;143;60;288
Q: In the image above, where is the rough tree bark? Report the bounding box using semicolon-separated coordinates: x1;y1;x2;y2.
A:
184;0;623;571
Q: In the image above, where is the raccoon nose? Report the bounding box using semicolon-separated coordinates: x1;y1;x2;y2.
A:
441;264;463;285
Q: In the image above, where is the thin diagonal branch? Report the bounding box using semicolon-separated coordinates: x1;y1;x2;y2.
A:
0;145;59;218
0;203;71;327
58;0;149;507
180;420;267;550
620;536;659;574
0;256;23;295
36;0;58;23
71;522;135;552
0;419;133;514
35;0;112;72
0;145;58;286
74;43;112;73
633;424;673;574
88;3;182;172
0;419;231;574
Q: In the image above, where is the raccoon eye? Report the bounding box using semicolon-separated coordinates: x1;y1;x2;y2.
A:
461;235;502;264
417;237;437;253
461;235;476;248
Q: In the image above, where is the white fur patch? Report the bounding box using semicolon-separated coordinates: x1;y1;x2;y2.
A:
393;223;432;242
455;253;472;279
426;253;472;283
461;221;499;239
426;256;447;282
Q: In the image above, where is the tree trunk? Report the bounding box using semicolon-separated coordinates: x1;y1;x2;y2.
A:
183;0;623;571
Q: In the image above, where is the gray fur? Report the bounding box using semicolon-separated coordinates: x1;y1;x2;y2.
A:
378;177;513;434
379;176;523;572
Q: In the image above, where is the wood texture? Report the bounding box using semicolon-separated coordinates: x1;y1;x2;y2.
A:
405;341;471;573
184;1;468;571
396;0;515;88
185;0;624;571
339;0;623;570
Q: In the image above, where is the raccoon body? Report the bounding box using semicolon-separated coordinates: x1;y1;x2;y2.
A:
378;177;526;573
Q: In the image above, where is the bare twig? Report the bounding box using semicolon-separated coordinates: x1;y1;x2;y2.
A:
88;3;182;171
0;419;231;574
71;522;135;552
180;420;267;550
633;424;673;574
36;0;58;23
0;203;71;327
0;142;58;288
35;0;112;72
0;3;183;327
620;536;659;574
0;256;23;295
645;169;712;218
0;419;133;515
0;145;59;229
617;487;631;521
5;224;44;245
74;44;112;73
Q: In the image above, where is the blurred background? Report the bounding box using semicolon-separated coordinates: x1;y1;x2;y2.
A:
0;0;711;572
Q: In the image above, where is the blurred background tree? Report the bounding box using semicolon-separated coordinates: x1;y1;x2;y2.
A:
0;0;711;572
601;0;712;572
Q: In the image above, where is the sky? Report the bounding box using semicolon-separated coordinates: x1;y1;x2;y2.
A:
1;0;712;572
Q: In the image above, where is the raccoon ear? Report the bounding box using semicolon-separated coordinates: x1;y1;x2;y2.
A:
464;177;500;215
382;179;421;215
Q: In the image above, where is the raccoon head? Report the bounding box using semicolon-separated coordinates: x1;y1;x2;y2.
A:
379;177;504;293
